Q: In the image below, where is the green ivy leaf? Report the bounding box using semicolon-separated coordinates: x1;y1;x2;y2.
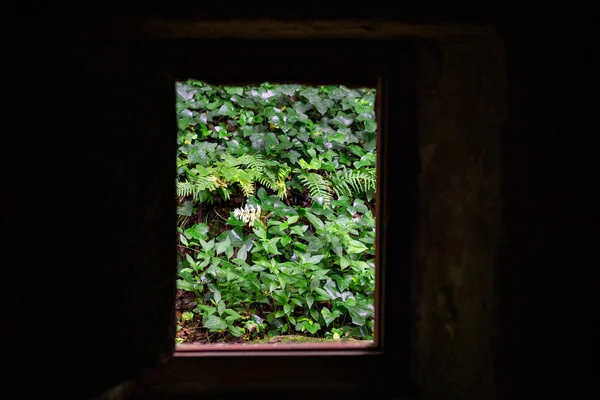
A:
345;304;369;326
302;320;321;334
321;307;341;326
224;86;244;96
177;201;193;216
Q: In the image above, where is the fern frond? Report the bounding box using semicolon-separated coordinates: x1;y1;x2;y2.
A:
331;168;376;198
238;181;255;197
256;167;278;188
221;153;290;200
297;172;333;207
176;176;220;201
221;153;267;170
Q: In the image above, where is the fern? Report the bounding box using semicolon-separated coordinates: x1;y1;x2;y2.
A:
331;168;376;198
176;176;220;201
297;172;333;207
220;153;290;200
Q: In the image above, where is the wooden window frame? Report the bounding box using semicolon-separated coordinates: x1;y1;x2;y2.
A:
133;37;418;398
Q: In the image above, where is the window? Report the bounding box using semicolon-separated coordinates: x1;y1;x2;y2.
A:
174;77;379;349
135;38;417;398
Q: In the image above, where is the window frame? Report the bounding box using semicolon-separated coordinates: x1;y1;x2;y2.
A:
134;37;418;398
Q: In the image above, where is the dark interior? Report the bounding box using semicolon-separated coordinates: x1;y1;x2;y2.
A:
7;6;594;400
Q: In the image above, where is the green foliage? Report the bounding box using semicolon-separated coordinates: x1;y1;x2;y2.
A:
176;80;377;342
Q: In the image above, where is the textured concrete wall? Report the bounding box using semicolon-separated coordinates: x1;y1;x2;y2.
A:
412;37;506;399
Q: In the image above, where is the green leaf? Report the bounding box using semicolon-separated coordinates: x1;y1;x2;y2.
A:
185;253;195;265
269;281;279;292
306;254;325;264
213;289;221;303
229;325;244;337
205;99;223;110
346;239;368;254
217;300;226;316
176;280;194;291
178;268;195;283
226;268;242;281
290;225;309;235
306;294;314;309
197;304;217;316
264;132;280;152
340;256;351;270
177;201;193;216
179;234;189;246
215;236;231;255
323;278;341;299
184;223;210;240
321;307;341;326
236;245;247;261
224;86;244;96
223;309;242;322
218;101;236;117
302;320;321;334
304;212;324;230
204;315;228;331
199;239;215;252
279;235;292;247
346;305;369;326
265;237;281;255
310;309;319;321
313;287;331;300
253;225;267;240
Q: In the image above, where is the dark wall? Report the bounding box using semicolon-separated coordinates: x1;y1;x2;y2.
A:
495;24;596;399
412;36;505;400
8;9;594;400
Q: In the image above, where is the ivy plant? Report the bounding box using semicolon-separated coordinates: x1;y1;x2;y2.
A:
175;80;377;343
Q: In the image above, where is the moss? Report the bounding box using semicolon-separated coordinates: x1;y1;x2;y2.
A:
249;334;373;344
